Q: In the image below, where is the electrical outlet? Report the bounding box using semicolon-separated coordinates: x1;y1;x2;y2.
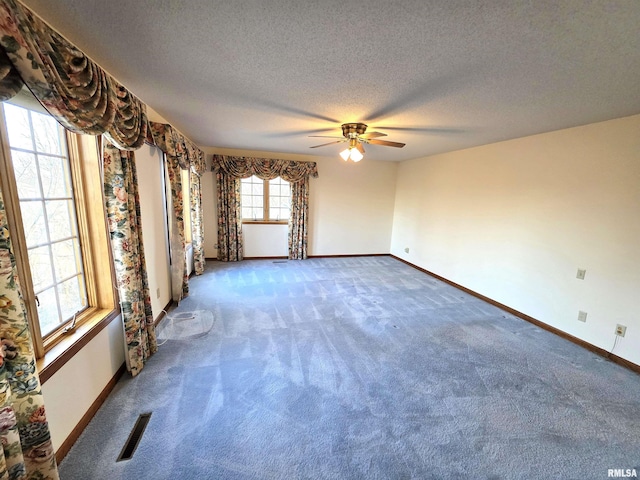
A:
156;288;160;299
576;269;586;280
615;324;627;337
577;311;587;322
404;247;410;253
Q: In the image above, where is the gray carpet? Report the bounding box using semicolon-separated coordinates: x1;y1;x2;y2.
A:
59;256;640;479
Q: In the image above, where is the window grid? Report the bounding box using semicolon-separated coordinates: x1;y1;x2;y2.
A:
4;103;87;337
240;175;290;222
268;177;290;221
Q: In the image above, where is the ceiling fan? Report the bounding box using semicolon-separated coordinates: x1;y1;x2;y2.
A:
309;123;405;162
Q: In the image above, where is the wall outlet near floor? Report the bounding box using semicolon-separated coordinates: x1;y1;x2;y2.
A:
404;247;410;253
615;324;627;337
577;311;587;322
576;268;586;280
156;287;160;299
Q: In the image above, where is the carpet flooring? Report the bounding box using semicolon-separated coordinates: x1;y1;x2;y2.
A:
59;256;640;479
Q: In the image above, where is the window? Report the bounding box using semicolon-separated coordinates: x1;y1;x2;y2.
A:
0;89;116;360
241;175;290;223
3;102;87;336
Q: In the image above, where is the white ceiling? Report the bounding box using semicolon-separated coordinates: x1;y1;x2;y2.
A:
21;0;640;161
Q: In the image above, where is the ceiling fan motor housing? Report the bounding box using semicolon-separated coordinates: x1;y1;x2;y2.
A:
342;123;368;138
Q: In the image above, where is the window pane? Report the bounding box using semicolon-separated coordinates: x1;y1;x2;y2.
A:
32;111;64;155
12;150;40;199
267;177;290;221
3;103;33;150
37;287;60;336
29;245;54;292
59;276;85;320
251;183;263;195
270;207;290;221
40;155;71;198
241;182;252;195
46;200;75;241
19;201;47;247
251;207;262;219
52;239;83;281
242;207;252;218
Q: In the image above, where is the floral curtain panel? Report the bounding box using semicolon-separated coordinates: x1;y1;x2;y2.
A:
166;151;188;300
190;170;205;275
215;172;243;262
0;189;59;479
289;177;311;260
103;143;157;376
0;0;148;150
211;155;318;260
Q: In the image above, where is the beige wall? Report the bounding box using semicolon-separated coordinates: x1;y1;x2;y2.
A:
42;316;124;451
202;148;398;257
201;168;218;258
243;223;288;257
308;154;397;256
391;114;640;366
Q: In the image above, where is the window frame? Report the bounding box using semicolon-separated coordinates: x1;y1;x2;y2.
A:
240;176;290;225
0;90;117;370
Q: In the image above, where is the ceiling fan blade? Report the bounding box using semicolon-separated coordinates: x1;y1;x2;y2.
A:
308;135;345;139
358;131;387;139
309;140;346;148
374;126;464;134
356;142;365;154
364;138;406;148
267;127;337;138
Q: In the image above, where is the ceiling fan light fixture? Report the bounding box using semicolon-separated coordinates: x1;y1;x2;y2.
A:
350;148;363;162
339;147;364;162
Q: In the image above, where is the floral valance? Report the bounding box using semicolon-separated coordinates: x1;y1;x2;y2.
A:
148;121;206;175
185;139;205;175
211;155;318;183
0;48;22;101
0;0;147;150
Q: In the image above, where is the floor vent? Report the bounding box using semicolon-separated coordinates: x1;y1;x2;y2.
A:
117;412;152;462
273;260;288;264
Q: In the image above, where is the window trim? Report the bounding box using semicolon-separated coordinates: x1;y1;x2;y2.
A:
0;93;118;372
240;176;290;225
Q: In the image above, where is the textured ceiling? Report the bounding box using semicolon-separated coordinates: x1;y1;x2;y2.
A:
21;0;640;161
